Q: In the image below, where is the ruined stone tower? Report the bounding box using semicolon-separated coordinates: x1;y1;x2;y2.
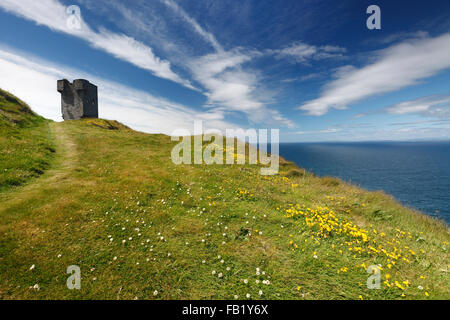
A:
57;79;98;120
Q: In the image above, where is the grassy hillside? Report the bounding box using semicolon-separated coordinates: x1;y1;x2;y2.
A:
0;92;448;300
0;89;55;192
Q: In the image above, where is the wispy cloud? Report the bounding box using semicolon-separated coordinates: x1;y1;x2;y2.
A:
0;0;194;89
187;49;293;128
270;42;346;64
287;124;450;142
294;128;341;135
387;95;450;118
188;49;260;111
299;33;450;116
281;72;325;83
389;119;450;126
161;0;223;52
0;46;233;134
377;31;429;45
159;0;293;127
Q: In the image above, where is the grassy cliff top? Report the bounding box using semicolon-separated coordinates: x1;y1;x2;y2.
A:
0;89;54;191
0;89;43;127
0;90;448;300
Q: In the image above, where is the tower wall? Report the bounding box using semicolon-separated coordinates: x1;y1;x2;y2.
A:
57;79;98;120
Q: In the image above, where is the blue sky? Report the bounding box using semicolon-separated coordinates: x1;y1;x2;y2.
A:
0;0;449;142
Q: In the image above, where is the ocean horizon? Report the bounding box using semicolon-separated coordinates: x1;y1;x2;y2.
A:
278;140;450;224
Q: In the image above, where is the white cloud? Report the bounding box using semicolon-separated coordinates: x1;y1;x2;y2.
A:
188;50;258;111
299;33;450;116
378;31;429;44
0;0;194;89
161;0;223;52
161;0;288;124
281;72;325;83
187;49;294;128
0;47;233;134
387;95;450;118
286;124;450;142
272;42;346;64
158;0;294;127
294;128;341;135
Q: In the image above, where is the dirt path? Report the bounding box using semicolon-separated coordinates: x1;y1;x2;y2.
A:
49;122;78;174
0;122;78;211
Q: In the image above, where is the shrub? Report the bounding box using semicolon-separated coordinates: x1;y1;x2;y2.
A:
321;176;341;187
285;168;305;177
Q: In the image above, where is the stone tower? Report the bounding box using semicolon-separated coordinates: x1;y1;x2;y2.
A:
57;79;98;120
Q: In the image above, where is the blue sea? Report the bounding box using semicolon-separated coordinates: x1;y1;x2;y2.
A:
278;141;450;224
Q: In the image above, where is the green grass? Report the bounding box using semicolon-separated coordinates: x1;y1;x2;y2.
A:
0;89;55;192
0;90;448;300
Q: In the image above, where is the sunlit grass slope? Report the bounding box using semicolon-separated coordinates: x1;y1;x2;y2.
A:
0;90;448;300
0;89;55;192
